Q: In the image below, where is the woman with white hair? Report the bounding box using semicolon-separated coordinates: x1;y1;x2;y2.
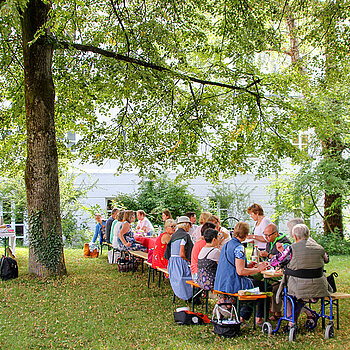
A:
164;216;194;300
271;224;331;327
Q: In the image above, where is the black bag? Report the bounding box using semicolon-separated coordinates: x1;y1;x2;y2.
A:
211;303;241;338
174;310;210;325
327;272;338;293
117;251;138;272
0;256;18;281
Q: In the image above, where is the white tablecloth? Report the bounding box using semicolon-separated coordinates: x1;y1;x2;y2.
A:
0;229;16;255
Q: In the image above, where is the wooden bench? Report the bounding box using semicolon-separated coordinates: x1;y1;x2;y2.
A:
129;250;148;273
330;292;350;330
156;267;168;288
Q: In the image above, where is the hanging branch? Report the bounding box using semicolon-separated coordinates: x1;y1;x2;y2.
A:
57;40;261;97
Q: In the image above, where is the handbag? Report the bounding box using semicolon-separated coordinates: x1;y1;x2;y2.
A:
117;251;138;272
173;310;210;325
327;272;338;293
211;303;241;338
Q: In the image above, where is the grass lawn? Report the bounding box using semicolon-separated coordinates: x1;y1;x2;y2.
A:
1;248;349;350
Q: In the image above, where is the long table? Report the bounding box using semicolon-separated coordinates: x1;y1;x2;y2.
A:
134;235;156;251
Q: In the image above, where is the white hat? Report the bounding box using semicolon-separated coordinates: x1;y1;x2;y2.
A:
176;216;192;225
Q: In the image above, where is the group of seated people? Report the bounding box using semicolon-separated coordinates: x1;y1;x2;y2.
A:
92;204;332;326
91;208;172;251
153;205;332;326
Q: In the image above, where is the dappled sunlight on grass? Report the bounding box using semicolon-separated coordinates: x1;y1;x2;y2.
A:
0;248;349;349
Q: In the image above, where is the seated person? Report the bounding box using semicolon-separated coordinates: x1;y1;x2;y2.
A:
186;211;198;238
111;210;125;249
117;210;146;251
91;213;106;246
136;210;155;236
105;208;119;244
190;222;216;282
271;224;332;328
197;228;220;290
214;221;269;325
190;211;212;242
152;219;176;269
164;216;193;301
208;214;231;250
162;210;173;222
259;223;291;320
259;223;291;259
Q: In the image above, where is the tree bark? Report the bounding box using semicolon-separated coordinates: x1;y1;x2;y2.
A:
21;0;66;276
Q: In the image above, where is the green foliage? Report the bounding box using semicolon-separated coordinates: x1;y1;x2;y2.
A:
312;230;350;256
113;174;202;225
0;172;95;247
28;210;63;273
208;181;254;221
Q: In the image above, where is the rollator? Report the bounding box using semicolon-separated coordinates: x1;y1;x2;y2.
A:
262;286;335;342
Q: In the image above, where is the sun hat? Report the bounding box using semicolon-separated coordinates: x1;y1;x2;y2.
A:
176;216;192;225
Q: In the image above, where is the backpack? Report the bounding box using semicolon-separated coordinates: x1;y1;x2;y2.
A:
0;256;19;281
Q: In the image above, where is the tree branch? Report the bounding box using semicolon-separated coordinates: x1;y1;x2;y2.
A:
109;0;131;55
57;40;261;97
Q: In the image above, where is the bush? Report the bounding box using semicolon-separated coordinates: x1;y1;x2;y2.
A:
311;230;350;255
113;174;202;225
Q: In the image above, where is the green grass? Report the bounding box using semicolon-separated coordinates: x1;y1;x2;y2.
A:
0;248;349;349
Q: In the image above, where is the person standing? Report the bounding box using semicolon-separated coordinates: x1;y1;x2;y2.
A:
246;203;272;250
164;216;194;301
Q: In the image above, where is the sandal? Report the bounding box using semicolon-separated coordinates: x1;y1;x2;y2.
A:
269;314;281;321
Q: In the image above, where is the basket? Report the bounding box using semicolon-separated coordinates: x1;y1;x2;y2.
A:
211;303;241;338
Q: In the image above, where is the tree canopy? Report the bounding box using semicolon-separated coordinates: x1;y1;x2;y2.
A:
1;0;350;274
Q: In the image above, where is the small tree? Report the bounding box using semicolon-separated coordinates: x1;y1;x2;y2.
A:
113;174;202;225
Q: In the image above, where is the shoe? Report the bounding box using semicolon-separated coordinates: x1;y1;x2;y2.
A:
256;317;264;326
269;314;281;322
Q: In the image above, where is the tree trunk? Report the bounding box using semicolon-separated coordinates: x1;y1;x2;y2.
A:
21;0;66;276
324;193;343;237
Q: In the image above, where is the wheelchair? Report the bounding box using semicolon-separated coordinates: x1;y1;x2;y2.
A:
262;286;335;342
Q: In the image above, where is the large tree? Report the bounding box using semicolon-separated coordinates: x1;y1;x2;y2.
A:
1;0;349;275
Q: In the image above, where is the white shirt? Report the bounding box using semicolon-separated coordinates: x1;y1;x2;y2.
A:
136;217;155;234
253;216;272;249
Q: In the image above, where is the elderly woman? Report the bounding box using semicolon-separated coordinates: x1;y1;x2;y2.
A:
152;219;176;269
164;216;194;301
117;210;146;251
190;211;212;242
214;221;269;324
246;203;272;250
271;224;331;327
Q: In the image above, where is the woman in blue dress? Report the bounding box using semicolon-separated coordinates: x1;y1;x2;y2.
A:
164;216;194;301
214;221;269;324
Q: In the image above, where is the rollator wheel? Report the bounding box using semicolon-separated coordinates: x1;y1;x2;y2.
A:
289;326;296;342
262;322;273;335
325;323;335;339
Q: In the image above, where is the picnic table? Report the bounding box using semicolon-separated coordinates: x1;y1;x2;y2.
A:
134;235;156;251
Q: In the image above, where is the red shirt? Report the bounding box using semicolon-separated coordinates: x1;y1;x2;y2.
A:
152;232;169;269
191;239;206;275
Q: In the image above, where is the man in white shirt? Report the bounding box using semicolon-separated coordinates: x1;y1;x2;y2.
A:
136;210;155;235
186;212;198;241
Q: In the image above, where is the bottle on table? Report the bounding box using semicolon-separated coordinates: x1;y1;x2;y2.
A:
251;245;259;263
